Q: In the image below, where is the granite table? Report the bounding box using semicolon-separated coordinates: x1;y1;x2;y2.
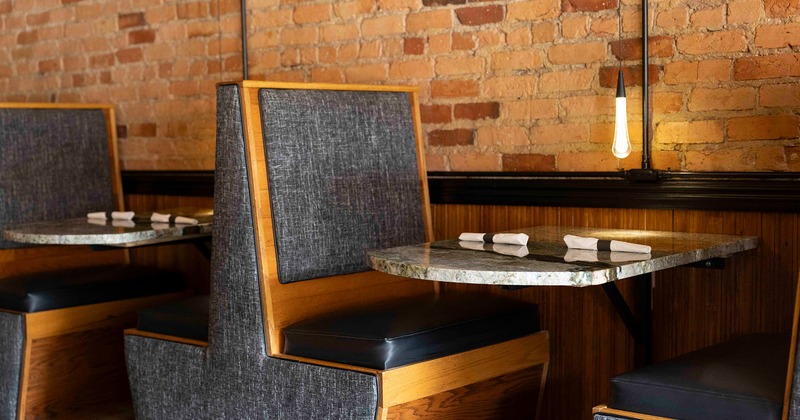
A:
4;216;213;253
369;225;759;365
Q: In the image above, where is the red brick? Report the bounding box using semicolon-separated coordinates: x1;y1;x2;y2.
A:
491;51;542;71
0;1;11;13
685;147;787;171
562;0;616;12
541;69;593;92
420;104;452;123
663;60;730;85
599;65;659;88
504;99;559;120
655;120;723;144
26;11;49;25
428;129;474;147
131;123;157;137
449;152;501;171
756;23;800;49
727;115;799;140
548;42;605;64
452;33;475;50
760;83;800;107
610;35;673;60
38;59;59;73
404;37;424;55
477;126;529;146
455;5;504;26
531;123;589;143
176;3;208;19
505;1;557;21
129;29;156;44
788;146;800;171
17;30;37;44
72;74;87;87
734;54;800;80
503;154;556;171
688;87;755;111
293;3;330;24
765;0;800;18
677;31;746;55
116;48;143;63
431;80;479;98
89;53;115;68
454;102;500;120
484;75;537;97
119;12;146;29
407;10;452;32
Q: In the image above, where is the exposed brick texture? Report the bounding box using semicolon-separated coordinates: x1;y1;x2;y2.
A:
454;102;500;120
1;0;796;171
428;129;475;147
455;5;504;26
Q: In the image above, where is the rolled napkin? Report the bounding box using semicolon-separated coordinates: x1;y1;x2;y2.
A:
111;219;135;228
87;211;135;221
563;234;651;254
458;232;529;246
458;241;529;258
151;212;199;225
563;249;652;263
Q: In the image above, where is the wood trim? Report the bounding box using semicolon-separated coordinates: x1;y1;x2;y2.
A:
378;331;549;407
0;102;115;109
124;328;209;348
237;81;436;355
25;292;188;339
592;405;676;420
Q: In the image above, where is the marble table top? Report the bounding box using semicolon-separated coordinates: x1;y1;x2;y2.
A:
368;226;758;287
4;217;212;248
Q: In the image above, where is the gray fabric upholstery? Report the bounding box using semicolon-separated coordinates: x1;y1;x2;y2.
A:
0;108;113;249
0;311;23;420
126;84;379;419
259;89;425;284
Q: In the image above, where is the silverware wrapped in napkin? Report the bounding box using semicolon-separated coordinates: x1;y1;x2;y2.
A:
458;232;529;246
563;234;651;254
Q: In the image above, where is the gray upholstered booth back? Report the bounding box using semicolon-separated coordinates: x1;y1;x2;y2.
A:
0;311;24;419
259;89;426;284
0;109;114;249
789;329;800;418
126;84;379;419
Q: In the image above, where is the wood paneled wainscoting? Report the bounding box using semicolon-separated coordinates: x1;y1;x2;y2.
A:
122;170;800;419
430;171;800;420
122;171;214;295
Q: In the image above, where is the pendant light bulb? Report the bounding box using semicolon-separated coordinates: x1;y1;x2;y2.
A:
612;69;632;159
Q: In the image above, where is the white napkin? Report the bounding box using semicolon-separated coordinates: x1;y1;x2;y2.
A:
563;234;651;254
458;241;529;258
563;249;652;263
111;219;135;228
459;232;529;246
87;211;135;221
150;212;199;225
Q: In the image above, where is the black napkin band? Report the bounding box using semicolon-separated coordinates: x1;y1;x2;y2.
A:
483;233;495;243
597;239;612;251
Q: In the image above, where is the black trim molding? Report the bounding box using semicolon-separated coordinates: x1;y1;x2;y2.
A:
428;171;800;213
121;170;800;213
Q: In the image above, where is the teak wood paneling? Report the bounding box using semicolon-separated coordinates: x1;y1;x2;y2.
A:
124;193;213;294
431;203;799;420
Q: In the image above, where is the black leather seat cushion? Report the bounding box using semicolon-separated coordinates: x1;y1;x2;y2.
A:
137;295;209;342
282;292;541;370
610;333;790;420
0;264;185;313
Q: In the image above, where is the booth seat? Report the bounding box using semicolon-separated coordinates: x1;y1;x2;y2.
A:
0;103;188;419
124;82;550;419
594;274;800;420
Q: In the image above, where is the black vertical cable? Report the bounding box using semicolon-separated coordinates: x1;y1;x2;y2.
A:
641;0;650;170
241;0;248;80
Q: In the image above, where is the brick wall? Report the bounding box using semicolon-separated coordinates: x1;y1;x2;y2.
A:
1;0;798;171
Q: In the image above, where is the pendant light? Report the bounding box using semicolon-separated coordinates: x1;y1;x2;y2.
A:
612;1;631;159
